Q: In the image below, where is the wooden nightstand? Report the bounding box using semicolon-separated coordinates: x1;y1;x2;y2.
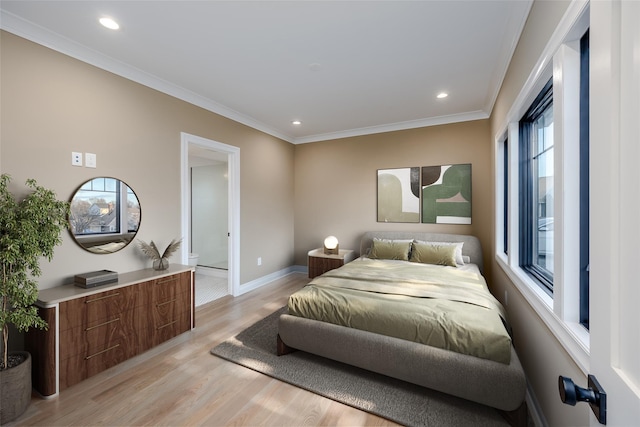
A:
308;248;356;278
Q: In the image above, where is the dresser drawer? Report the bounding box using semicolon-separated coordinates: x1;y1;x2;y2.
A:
59;286;140;331
59;309;137;361
151;272;190;304
151;291;190;323
59;341;128;390
150;311;191;346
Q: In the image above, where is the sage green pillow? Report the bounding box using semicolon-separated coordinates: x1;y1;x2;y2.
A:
368;238;412;261
410;242;458;267
414;240;465;265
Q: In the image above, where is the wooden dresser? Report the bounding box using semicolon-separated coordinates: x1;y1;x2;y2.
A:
26;265;195;397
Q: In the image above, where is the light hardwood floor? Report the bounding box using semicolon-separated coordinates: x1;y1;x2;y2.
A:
12;272;399;426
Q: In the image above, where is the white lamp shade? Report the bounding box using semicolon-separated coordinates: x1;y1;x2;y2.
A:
323;235;339;254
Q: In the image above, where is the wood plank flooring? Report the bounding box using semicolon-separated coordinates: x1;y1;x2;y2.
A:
12;272;399;426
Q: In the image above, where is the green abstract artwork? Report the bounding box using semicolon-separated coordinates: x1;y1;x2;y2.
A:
421;164;472;224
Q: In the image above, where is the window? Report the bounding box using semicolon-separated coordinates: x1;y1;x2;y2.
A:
519;79;554;293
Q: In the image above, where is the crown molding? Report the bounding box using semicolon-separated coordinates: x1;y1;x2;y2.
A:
482;0;534;117
293;111;489;144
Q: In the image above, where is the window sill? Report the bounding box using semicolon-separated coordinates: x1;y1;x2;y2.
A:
496;253;590;374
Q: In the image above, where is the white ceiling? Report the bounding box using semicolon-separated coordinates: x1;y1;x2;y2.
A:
0;1;532;144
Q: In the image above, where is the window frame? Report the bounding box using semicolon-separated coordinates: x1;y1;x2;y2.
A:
494;2;590;374
519;79;554;294
503;138;509;256
579;30;590;330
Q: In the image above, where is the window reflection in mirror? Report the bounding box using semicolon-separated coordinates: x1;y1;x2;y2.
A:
69;177;141;253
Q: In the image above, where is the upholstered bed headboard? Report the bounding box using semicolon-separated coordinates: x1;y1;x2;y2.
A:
360;231;484;273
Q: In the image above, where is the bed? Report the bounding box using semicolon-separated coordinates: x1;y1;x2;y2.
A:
277;231;527;425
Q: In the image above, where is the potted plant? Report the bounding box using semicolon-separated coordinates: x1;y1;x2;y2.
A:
0;174;69;423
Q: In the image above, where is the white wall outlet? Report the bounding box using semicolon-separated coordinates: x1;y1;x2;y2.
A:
85;153;97;168
257;257;262;266
72;152;82;166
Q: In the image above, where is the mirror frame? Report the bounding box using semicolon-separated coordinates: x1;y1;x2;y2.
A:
69;177;141;254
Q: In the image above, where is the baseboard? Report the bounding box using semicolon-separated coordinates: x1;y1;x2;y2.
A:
238;265;307;295
290;265;307;274
526;381;548;427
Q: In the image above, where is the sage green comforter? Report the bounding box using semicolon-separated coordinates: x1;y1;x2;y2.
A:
288;258;512;364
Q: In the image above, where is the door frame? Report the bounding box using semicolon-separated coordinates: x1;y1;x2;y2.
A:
180;132;240;297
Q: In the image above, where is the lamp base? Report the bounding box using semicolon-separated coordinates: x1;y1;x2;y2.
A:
323;245;339;255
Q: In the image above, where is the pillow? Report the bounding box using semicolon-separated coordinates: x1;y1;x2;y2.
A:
415;240;465;265
368;238;412;261
410;242;458;267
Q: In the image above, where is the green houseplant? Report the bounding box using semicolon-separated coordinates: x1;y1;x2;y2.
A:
0;174;69;423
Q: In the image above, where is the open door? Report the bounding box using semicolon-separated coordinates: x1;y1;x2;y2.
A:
588;1;640;424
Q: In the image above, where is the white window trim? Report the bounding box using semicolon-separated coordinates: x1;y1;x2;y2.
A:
494;0;590;375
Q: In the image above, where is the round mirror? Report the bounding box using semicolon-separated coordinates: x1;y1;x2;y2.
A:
69;177;141;253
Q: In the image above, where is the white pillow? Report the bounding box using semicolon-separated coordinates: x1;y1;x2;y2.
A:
414;240;465;265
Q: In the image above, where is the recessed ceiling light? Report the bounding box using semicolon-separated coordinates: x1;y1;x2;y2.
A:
437;92;448;99
99;17;120;30
292;120;302;125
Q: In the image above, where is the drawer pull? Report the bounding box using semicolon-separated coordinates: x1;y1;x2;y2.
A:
156;278;177;285
156;299;177;308
85;317;120;331
85;344;120;360
157;320;177;330
85;293;120;304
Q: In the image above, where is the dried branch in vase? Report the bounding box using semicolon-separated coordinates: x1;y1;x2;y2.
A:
138;238;182;270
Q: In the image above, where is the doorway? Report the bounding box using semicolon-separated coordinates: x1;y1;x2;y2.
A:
191;153;228;270
180;133;240;305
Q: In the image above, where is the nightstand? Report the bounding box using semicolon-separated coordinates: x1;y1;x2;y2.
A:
308;248;356;278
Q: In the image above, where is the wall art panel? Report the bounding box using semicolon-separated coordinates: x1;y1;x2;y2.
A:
421;164;471;224
377;167;420;223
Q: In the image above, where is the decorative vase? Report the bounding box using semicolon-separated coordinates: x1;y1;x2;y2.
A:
0;351;32;424
153;258;169;270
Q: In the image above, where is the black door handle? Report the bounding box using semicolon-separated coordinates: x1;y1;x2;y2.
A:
559;375;606;424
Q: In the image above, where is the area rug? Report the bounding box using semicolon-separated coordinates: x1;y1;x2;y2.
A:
210;307;508;426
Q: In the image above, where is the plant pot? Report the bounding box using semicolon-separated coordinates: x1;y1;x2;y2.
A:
0;351;32;424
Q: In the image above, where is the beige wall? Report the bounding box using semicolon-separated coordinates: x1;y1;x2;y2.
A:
489;1;590;425
0;31;295;288
293;120;494;278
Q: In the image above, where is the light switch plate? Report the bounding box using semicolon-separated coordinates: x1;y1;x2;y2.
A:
72;152;82;166
85;153;97;168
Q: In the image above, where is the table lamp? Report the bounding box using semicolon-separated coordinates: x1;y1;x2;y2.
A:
323;236;339;255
